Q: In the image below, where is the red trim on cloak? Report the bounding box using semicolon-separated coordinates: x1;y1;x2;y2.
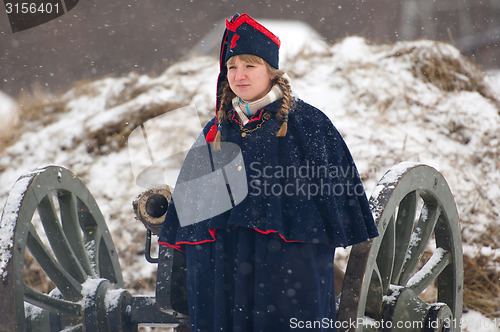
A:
250;228;306;243
231;108;266;124
225;13;281;48
159;227;305;252
158;241;184;252
159;229;217;252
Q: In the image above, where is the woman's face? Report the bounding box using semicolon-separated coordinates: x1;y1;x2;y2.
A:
227;56;274;102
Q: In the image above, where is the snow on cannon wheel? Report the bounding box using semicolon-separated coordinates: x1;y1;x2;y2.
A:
0;166;181;331
337;162;463;332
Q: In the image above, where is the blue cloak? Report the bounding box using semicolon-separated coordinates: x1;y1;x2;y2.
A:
158;98;378;250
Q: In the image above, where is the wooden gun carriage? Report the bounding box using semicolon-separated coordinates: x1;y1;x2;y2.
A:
0;162;462;331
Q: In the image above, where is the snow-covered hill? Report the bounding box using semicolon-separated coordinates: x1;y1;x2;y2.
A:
0;36;499;328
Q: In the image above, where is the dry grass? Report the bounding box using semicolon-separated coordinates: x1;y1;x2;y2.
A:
84;101;184;154
68;74;187;155
0;84;66;153
127;275;157;293
0;127;18;154
17;84;67;124
0;75;186;156
463;253;500;319
390;41;500;110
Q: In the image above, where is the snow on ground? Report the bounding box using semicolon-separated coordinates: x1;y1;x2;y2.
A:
0;33;499;328
462;310;500;331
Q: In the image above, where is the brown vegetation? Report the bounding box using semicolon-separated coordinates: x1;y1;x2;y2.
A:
463;253;500;318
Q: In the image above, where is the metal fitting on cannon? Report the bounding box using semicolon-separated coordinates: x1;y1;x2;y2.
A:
132;185;172;236
133;185;173;263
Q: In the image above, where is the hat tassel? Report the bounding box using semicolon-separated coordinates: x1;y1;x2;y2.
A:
213;124;222;151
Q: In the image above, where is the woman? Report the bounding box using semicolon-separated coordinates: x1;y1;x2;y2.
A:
159;13;378;331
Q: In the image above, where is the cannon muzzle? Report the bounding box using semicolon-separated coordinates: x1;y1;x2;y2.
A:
133;185;173;236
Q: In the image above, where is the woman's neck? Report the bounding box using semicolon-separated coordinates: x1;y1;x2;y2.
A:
233;85;283;118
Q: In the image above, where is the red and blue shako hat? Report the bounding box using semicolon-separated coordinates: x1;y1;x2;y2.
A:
223;13;280;69
207;13;281;143
215;13;281;113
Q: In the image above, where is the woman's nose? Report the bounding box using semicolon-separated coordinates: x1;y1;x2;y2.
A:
234;68;246;80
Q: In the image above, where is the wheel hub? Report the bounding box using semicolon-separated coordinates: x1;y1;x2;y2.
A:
382;286;453;331
81;279;136;332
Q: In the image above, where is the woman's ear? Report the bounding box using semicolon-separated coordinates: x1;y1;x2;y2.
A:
269;71;276;81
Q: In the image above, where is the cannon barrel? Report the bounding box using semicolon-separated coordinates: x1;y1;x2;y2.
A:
133;185;172;236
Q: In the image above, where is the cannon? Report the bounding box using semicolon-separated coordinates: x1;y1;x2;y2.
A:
0;162;462;331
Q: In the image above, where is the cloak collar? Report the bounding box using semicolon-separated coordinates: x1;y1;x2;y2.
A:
227;98;282;126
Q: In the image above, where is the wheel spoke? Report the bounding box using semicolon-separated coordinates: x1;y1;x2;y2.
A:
24;284;83;318
435;215;462;315
78;200;121;285
365;262;384;319
399;203;441;285
77;198;101;276
84;229;120;284
376;214;395;292
27;224;82;300
391;191;418;284
406;248;450;294
83;229;100;277
58;192;95;277
97;236;121;285
38;194;88;283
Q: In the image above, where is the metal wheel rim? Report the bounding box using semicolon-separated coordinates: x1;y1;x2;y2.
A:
0;166;123;331
338;163;463;331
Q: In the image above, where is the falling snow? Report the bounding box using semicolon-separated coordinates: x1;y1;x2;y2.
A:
0;30;499;329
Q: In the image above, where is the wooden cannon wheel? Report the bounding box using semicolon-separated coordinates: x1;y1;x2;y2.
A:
338;163;463;331
0;166;128;331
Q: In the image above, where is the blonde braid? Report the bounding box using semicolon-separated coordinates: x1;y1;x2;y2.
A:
213;81;235;150
274;72;293;137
